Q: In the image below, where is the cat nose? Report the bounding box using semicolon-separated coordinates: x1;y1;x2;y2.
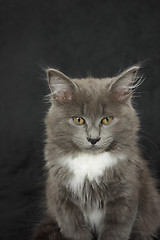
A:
87;137;101;145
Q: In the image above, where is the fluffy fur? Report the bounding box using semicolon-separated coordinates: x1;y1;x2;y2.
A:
61;152;126;194
33;66;160;240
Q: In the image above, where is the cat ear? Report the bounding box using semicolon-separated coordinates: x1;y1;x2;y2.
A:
46;69;76;103
109;65;141;101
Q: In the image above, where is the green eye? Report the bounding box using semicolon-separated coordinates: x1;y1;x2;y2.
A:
101;116;114;125
73;117;85;125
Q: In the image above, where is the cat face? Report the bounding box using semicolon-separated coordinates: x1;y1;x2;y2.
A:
46;67;140;153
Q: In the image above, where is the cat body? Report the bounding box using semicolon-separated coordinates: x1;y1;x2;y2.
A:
33;66;160;240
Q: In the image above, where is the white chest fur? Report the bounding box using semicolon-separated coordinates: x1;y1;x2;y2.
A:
60;152;126;232
61;151;125;194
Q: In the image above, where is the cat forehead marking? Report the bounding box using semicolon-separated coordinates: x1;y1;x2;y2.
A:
61;152;126;195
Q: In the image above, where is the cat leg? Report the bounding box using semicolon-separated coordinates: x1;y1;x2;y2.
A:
131;183;160;240
53;199;93;240
46;180;93;240
48;191;93;240
98;199;138;240
131;219;159;240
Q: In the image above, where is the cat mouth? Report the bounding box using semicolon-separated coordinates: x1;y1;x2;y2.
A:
86;144;107;153
89;145;99;150
85;144;102;152
86;140;116;152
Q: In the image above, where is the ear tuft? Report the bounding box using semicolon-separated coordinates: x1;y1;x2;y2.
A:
46;69;75;103
109;65;141;101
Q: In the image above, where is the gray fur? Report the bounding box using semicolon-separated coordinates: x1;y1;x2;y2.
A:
44;66;160;240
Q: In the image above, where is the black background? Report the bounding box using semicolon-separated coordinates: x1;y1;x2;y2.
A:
0;0;160;239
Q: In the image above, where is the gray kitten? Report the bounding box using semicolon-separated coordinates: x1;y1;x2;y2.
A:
33;66;160;240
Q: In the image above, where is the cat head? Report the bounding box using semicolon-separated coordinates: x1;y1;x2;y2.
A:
46;66;141;154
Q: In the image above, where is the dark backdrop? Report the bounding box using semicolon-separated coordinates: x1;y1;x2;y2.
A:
0;0;160;239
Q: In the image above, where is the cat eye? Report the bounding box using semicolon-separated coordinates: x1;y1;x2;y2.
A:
73;117;85;125
101;116;114;125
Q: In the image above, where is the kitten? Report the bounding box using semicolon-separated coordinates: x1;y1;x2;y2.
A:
33;66;160;240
